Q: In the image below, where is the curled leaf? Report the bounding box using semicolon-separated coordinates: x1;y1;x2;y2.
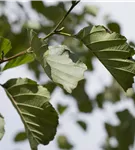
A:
30;30;87;93
43;45;87;93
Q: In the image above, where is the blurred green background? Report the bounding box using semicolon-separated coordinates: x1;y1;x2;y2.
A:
0;1;135;150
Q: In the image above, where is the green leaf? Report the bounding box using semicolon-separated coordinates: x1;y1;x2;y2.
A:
57;135;73;150
0;113;5;140
107;22;121;33
43;81;56;94
71;80;93;113
104;80;121;102
45;45;87;93
96;93;104;108
3;53;34;71
129;41;135;48
84;5;99;17
104;123;115;138
30;31;87;93
96;80;121;108
0;37;11;59
63;37;94;71
30;30;47;62
76;25;135;91
104;109;135;150
31;1;64;22
76;120;87;131
31;1;45;15
14;131;27;142
28;60;41;80
3;78;58;150
57;104;68;115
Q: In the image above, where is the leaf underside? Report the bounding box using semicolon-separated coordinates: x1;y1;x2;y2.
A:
3;78;58;150
44;45;87;93
30;30;87;93
76;25;135;91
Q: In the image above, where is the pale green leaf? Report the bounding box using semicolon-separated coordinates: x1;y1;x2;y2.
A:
84;5;99;17
0;113;5;140
0;37;11;59
3;78;58;150
30;31;87;93
40;45;87;93
3;53;34;71
44;45;87;93
76;25;135;91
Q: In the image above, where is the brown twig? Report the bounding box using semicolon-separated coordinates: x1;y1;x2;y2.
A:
0;47;32;64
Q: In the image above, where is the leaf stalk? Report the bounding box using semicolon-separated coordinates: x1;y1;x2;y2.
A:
0;47;32;64
43;1;80;40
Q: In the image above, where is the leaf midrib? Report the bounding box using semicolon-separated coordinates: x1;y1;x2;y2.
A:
7;83;37;90
84;39;126;46
4;88;42;145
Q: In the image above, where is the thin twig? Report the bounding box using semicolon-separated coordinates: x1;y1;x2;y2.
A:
0;1;80;64
0;47;32;64
52;0;80;32
55;32;73;37
43;1;80;40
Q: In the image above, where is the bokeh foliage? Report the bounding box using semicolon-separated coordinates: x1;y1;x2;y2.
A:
0;1;135;150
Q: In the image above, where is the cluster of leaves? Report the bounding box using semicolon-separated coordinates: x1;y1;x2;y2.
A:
0;1;135;150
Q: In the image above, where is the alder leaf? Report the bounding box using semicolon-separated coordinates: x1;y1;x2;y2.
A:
43;45;87;93
76;25;135;91
30;31;87;93
0;113;5;140
0;37;11;59
3;53;34;71
2;78;58;150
